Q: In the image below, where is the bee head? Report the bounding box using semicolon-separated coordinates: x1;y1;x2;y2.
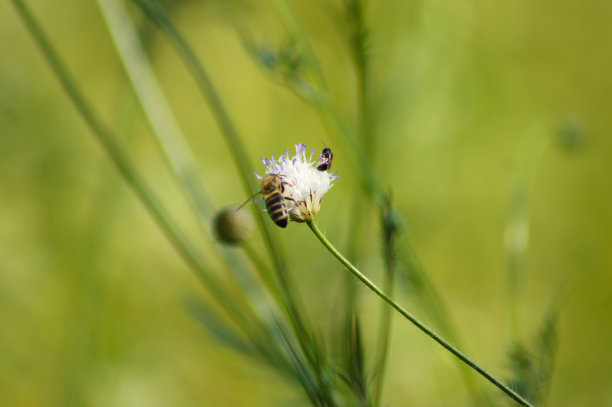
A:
317;147;333;171
321;147;333;159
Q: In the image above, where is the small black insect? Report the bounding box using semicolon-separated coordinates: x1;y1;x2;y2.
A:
316;147;333;172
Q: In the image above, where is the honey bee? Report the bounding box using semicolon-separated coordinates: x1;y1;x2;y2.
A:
238;174;289;228
261;174;289;228
317;147;333;172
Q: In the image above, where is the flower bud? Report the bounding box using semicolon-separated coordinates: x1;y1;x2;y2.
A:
213;205;253;245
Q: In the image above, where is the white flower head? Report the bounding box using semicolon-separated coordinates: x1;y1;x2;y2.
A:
256;143;338;223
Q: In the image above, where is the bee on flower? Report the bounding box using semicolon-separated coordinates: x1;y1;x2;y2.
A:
242;143;338;227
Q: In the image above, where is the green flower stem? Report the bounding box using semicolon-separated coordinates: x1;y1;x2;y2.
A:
133;0;255;196
345;5;393;403
130;0;287;282
242;241;287;310
265;12;486;402
344;0;372;313
270;5;498;405
400;244;495;407
272;0;382;206
271;0;327;90
9;0;266;344
96;0;215;224
371;253;394;406
129;3;329;389
306;220;534;407
96;0;272;319
505;132;549;343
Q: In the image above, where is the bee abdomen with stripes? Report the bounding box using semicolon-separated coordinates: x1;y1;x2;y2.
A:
261;174;289;228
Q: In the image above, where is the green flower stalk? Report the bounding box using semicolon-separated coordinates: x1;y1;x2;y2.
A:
307;219;533;407
253;144;531;406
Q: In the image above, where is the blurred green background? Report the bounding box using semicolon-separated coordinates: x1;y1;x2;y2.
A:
1;0;611;405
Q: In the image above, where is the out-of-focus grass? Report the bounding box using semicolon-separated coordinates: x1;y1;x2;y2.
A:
1;0;611;406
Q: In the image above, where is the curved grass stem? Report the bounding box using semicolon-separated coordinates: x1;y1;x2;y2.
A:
129;0;288;282
96;0;215;224
306;220;534;407
9;0;268;347
371;259;393;406
128;4;336;398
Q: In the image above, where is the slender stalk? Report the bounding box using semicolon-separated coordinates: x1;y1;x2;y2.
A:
130;0;288;280
307;220;534;407
371;251;394;406
271;1;382;205
342;195;362;316
131;0;317;366
399;241;495;407
343;0;372;313
268;4;497;405
96;0;276;322
371;198;397;406
505;132;549;342
101;1;324;376
271;0;327;90
242;241;286;310
344;4;395;403
9;0;267;346
342;8;369;364
96;0;214;224
129;4;336;398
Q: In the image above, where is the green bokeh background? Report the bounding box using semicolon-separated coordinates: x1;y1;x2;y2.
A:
1;0;611;405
